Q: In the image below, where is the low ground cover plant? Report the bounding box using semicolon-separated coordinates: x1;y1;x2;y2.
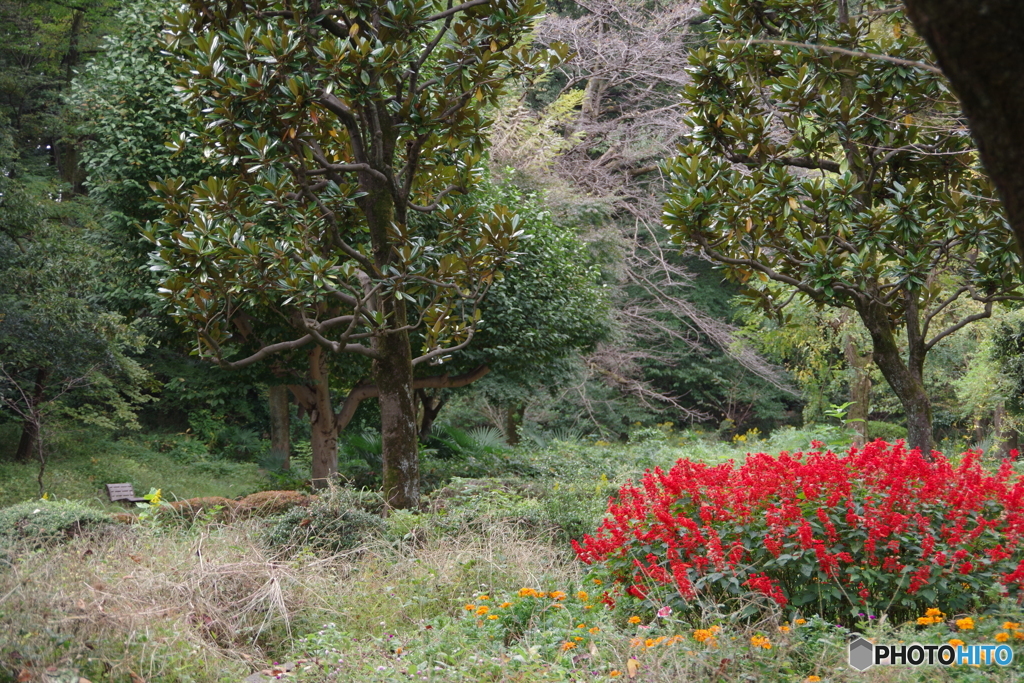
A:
573;440;1024;624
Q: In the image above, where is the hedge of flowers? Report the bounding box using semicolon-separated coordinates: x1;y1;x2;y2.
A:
572;440;1024;624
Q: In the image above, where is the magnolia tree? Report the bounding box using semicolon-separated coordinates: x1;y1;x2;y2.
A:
664;0;1021;452
149;0;566;507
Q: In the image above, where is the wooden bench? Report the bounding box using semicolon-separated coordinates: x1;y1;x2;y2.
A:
105;483;149;505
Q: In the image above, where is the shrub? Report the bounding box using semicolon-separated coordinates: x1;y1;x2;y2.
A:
572;440;1024;625
867;421;908;442
263;487;385;553
0;499;112;546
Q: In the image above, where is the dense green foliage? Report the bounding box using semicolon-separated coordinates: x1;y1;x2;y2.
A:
664;0;1020;450
0;499;111;545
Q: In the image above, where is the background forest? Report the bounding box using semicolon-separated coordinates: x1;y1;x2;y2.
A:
5;0;1022;497
4;0;1024;680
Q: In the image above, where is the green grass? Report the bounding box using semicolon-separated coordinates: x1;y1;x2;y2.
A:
0;422;266;509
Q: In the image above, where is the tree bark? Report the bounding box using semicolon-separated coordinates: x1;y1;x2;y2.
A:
855;299;933;453
843;337;872;447
289;346;339;488
416;388;445;440
902;1;1024;255
15;367;48;463
505;402;525;446
268;384;291;469
375;326;420;510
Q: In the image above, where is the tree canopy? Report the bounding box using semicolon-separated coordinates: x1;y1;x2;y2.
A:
663;0;1020;450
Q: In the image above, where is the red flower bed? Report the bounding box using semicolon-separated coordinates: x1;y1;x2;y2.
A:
572;440;1024;623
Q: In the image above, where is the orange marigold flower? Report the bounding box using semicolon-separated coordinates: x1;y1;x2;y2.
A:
609;672;622;678
487;615;499;620
476;606;489;616
949;638;965;647
956;617;975;630
917;616;938;626
592;578;603;585
499;602;512;609
577;591;589;601
795;619;807;626
1003;622;1021;630
779;625;790;633
561;641;576;651
590;627;601;634
577;623;587;629
574;636;585;642
628;616;641;624
925;608;944;618
550;591;567;601
750;635;771;650
519;588;537;598
996;632;1010;642
710;625;721;634
806;677;821;682
464;604;476;611
630;637;644;648
693;629;714;643
1015;631;1024;641
478;595;490;601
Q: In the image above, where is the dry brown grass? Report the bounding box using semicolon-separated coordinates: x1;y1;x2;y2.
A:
0;514;579;682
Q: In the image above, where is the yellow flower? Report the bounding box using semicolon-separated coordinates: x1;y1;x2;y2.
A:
550;591;567;601
996;632;1010;642
464;604;476;611
577;591;589;601
750;635;771;650
609;672;622;678
925;608;944;618
779;625;790;633
476;606;489;616
949;638;965;647
487;614;498;620
519;588;537;598
499;602;512;609
574;636;585;642
628;616;641;624
1003;622;1021;630
956;617;975;630
795;619;807;625
806;677;821;682
561;641;576;651
917;616;938;625
590;627;601;634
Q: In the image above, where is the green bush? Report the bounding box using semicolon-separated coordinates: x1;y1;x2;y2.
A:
867;420;908;442
0;499;112;546
263;488;385;553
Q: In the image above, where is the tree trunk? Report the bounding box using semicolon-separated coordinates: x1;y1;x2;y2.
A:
375;327;419;510
993;404;1019;458
268;384;290;469
294;346;338;488
505;403;525;446
416;388;445;440
855;299;933;453
902;1;1024;254
843;338;872;447
15;367;48;463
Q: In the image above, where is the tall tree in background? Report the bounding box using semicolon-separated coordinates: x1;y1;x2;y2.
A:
663;0;1020;451
152;0;565;506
